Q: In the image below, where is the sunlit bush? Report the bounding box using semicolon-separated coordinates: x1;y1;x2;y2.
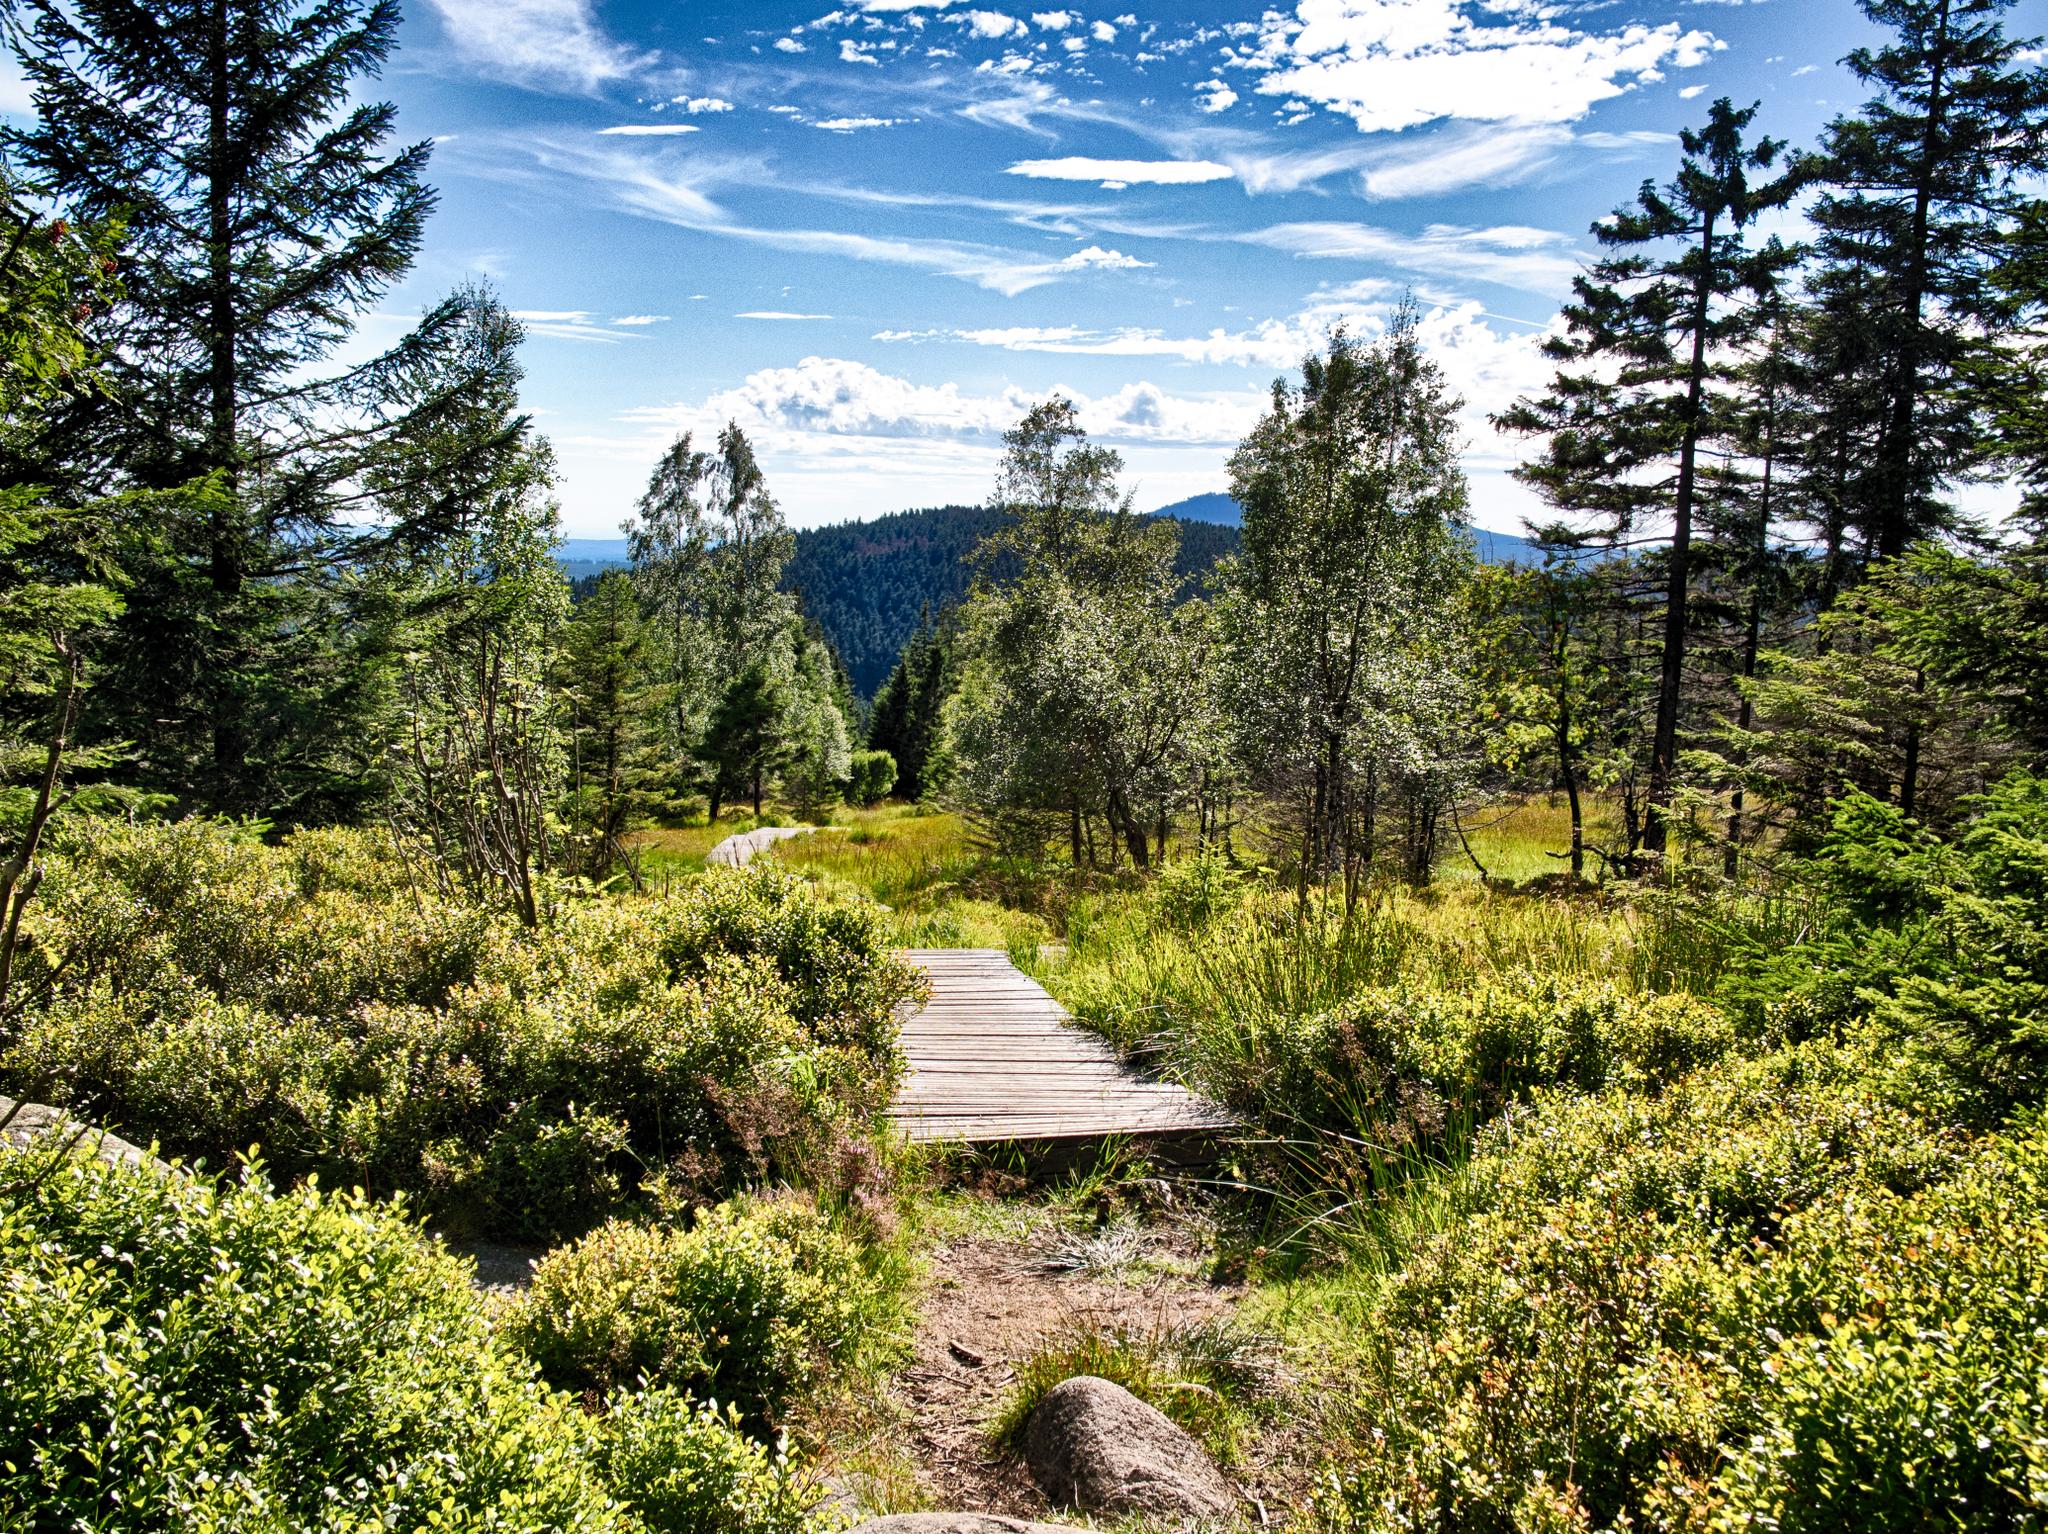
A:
4;821;916;1236
506;1195;874;1421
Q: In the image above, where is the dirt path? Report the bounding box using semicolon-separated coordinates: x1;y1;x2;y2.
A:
820;1210;1311;1523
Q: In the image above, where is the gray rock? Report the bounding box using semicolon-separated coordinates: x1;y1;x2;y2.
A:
0;1095;166;1173
848;1518;1078;1534
1022;1375;1237;1524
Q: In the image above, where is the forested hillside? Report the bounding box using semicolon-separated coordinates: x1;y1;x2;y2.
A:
783;505;1241;696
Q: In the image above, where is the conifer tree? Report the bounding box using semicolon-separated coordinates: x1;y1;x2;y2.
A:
1806;0;2048;560
703;658;789;820
1500;99;1796;864
557;571;673;884
5;0;501;812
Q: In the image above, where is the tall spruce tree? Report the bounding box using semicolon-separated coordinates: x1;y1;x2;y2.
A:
1499;99;1796;863
1806;0;2048;560
557;570;673;884
5;0;499;813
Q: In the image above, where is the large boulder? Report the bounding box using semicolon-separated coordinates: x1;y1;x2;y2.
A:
0;1095;165;1173
1021;1375;1236;1524
848;1518;1077;1534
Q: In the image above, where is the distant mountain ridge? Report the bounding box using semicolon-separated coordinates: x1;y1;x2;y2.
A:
558;498;1544;700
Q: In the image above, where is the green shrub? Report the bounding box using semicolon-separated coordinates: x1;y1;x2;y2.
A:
593;1389;819;1534
0;1147;625;1532
4;824;916;1237
846;750;898;806
507;1196;873;1420
1316;1042;2003;1534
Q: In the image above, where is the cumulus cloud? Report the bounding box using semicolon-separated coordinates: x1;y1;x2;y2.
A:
1196;77;1238;113
840;39;880;63
421;0;650;92
1032;9;1073;27
1054;245;1153;269
1006;156;1234;187
1091;18;1116;42
675;95;734;112
1243;0;1723;133
774;35;806;52
954;8;1028;38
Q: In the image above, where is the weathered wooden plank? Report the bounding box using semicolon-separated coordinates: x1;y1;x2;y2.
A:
885;948;1232;1145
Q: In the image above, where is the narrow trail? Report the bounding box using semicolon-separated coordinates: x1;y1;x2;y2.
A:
887;949;1234;1146
705;824;817;867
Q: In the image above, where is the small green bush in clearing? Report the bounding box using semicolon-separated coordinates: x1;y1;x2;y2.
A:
593;1388;818;1534
846;750;898;806
507;1195;874;1421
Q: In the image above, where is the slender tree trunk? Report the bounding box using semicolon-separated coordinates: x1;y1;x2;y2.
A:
1644;211;1717;864
1876;0;1951;561
206;0;247;790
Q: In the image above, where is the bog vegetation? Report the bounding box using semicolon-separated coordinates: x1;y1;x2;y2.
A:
1;0;2046;1530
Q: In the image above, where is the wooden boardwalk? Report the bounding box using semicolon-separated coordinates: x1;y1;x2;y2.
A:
886;948;1234;1145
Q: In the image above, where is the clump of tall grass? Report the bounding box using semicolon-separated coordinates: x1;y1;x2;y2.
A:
988;1313;1276;1461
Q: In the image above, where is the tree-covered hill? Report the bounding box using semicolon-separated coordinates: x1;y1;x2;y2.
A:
781;505;1240;698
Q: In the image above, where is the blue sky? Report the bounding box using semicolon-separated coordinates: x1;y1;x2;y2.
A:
31;0;1916;534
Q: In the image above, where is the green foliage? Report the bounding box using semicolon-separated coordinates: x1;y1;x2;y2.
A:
593;1389;819;1534
1317;1040;2002;1534
0;1147;827;1534
559;569;677;882
0;1150;627;1531
990;1316;1273;1462
847;748;898;805
507;1196;875;1421
3;822;915;1237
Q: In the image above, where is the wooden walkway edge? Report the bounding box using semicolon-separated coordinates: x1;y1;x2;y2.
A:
886;948;1234;1145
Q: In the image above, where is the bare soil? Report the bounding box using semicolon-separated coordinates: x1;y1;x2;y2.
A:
818;1215;1314;1525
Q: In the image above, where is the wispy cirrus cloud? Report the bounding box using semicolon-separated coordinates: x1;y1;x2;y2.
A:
527;142;1161;297
737;310;835;320
1238;220;1583;292
598;123;699;136
1006;156;1234;188
511;309;649;343
420;0;651;93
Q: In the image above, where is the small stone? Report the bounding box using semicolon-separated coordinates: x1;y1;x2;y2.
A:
947;1340;987;1368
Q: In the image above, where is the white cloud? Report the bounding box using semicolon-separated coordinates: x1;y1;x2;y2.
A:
774;35;807;52
422;0;650;92
1791;63;1818;76
737;310;835;319
1678;83;1706;98
633;355;1261;448
675;96;734;113
814;115;906;130
840;39;881;63
1006;156;1234;187
598;123;700;135
1239;220;1582;292
954;8;1028;38
1356;123;1574;198
612;314;669;325
1054;245;1153;269
1196;78;1238;113
548;143;1153;296
511;308;647;342
1244;0;1723;133
1091;18;1116;42
1031;8;1073;27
